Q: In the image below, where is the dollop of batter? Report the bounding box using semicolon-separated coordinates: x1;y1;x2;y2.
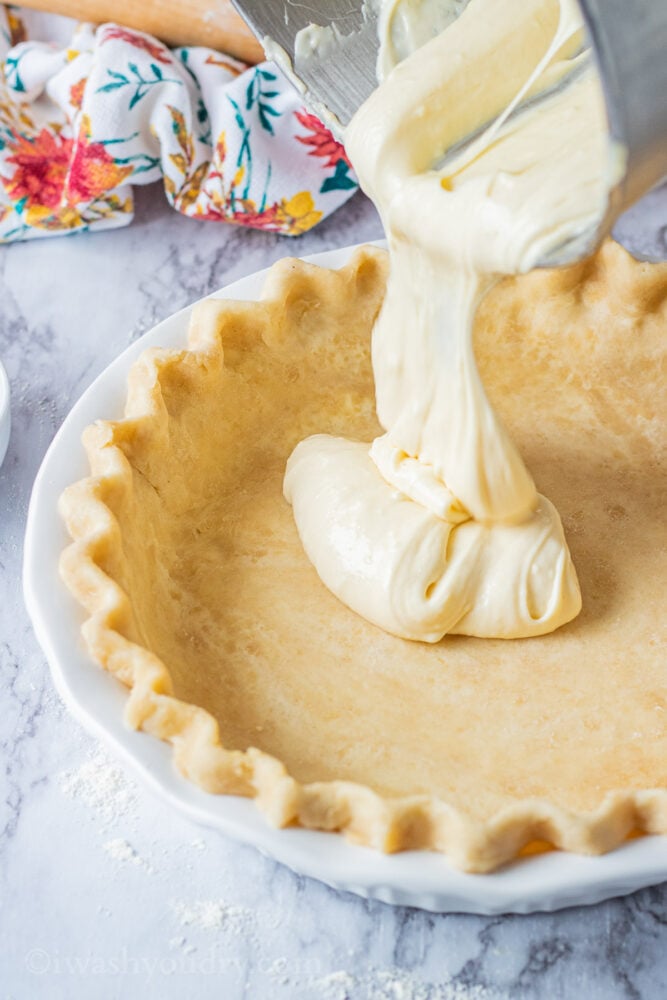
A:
285;0;614;642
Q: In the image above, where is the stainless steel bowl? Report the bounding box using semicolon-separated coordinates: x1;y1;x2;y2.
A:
545;0;667;265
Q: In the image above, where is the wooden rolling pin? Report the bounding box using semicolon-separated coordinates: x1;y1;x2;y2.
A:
13;0;265;63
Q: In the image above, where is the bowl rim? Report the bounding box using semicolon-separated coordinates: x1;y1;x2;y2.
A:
22;242;667;914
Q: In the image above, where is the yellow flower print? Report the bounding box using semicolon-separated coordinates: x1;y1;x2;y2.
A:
275;191;323;235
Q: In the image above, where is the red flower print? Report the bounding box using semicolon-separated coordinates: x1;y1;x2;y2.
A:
3;129;72;209
101;26;172;65
67;120;133;203
195;191;322;236
70;77;86;111
3;121;134;216
294;110;351;169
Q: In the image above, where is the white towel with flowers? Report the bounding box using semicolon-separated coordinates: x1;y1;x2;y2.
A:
0;7;358;241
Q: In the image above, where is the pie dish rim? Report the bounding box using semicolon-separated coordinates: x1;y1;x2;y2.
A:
23;241;667;913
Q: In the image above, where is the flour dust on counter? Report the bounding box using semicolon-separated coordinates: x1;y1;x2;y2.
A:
58;747;140;831
267;964;501;999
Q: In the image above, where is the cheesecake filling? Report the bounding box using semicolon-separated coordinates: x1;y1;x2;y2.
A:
285;0;616;642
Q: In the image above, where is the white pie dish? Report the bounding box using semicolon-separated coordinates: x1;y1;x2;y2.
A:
0;359;9;469
23;243;667;914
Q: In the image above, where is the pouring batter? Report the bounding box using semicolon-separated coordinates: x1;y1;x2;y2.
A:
285;0;616;642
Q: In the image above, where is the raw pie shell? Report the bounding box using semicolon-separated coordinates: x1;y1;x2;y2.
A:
59;242;667;872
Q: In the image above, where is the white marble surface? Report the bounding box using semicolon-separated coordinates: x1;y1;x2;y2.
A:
2;181;667;1000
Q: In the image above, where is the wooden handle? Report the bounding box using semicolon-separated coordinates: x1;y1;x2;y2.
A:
13;0;265;64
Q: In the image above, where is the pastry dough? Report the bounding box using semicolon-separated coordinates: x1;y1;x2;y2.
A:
60;242;667;872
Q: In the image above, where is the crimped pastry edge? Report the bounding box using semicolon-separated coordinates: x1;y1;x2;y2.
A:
57;245;667;874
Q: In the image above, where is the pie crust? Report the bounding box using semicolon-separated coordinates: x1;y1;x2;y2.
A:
59;242;667;873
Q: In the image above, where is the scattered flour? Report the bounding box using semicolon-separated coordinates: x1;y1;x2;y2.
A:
58;748;138;829
274;967;499;1000
170;899;254;934
169;935;196;956
57;750;496;1000
103;837;155;874
267;956;290;986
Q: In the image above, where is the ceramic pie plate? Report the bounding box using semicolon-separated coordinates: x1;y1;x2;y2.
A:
23;243;667;914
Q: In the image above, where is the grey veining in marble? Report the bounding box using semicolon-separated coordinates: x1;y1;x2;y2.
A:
1;178;667;1000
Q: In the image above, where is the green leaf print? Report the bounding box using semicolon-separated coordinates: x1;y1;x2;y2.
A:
321;159;357;193
245;68;283;136
96;63;181;110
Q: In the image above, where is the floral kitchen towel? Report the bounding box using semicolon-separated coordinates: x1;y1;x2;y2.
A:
0;7;358;242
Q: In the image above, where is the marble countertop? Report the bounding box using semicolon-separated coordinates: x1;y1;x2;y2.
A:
2;181;667;1000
